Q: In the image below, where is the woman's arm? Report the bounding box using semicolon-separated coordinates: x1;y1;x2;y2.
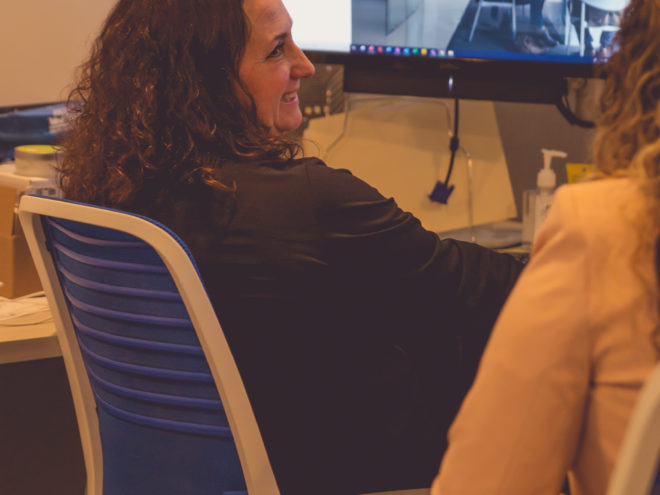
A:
432;185;592;495
306;158;525;399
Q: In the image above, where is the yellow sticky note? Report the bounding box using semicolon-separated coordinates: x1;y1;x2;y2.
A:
566;163;596;184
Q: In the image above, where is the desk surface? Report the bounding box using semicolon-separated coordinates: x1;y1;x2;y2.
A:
0;310;60;364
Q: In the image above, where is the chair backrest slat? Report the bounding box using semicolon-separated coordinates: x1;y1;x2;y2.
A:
51;238;167;273
86;369;223;410
72;315;203;355
76;340;215;382
64;288;192;326
92;392;233;437
58;265;180;300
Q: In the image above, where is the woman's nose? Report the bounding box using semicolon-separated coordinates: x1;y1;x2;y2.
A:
292;45;315;79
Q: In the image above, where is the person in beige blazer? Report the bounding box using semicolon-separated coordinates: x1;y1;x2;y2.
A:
432;1;660;494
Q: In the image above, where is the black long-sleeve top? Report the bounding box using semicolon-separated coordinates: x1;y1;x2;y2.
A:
150;157;524;495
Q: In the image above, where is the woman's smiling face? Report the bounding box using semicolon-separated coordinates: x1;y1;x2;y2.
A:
238;0;315;134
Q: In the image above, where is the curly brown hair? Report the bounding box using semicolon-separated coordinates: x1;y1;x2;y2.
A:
59;0;300;216
593;0;660;349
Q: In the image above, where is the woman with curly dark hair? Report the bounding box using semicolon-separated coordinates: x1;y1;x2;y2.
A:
60;0;524;493
61;0;302;226
433;1;660;494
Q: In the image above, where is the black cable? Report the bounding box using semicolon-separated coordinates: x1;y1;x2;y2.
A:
555;92;596;129
428;96;460;204
444;97;460;185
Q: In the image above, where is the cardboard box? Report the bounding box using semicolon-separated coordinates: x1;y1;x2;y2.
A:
0;184;42;298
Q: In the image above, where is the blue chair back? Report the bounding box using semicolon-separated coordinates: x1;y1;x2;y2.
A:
45;215;244;494
18;196;278;495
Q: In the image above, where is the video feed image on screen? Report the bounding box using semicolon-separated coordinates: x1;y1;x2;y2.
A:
351;0;629;62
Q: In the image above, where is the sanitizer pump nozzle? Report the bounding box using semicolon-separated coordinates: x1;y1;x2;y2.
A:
538;148;566;191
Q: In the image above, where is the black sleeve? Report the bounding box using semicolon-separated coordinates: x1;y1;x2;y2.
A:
305;158;524;387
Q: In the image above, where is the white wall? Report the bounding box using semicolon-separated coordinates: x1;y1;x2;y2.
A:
0;0;116;107
304;96;517;232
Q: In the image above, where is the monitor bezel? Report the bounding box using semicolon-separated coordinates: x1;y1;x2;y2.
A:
305;49;602;104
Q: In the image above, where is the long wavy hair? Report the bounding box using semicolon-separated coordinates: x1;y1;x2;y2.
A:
592;0;660;349
59;0;300;218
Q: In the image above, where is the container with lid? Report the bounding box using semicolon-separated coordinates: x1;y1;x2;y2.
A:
14;144;61;178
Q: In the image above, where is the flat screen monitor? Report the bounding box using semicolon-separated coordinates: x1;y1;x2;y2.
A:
285;0;629;103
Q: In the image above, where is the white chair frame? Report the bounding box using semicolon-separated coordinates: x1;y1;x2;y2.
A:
607;362;660;495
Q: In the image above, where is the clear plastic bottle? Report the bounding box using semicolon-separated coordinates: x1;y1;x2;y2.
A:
521;148;567;248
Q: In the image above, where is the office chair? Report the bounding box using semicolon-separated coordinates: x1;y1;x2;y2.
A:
469;0;519;43
565;0;626;56
606;360;660;495
18;195;429;495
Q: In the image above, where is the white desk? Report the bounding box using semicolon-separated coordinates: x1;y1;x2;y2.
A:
0;310;60;364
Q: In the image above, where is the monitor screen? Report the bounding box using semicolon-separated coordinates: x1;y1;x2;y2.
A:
285;0;629;103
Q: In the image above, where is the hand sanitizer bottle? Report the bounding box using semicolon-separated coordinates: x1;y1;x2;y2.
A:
521;148;567;248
